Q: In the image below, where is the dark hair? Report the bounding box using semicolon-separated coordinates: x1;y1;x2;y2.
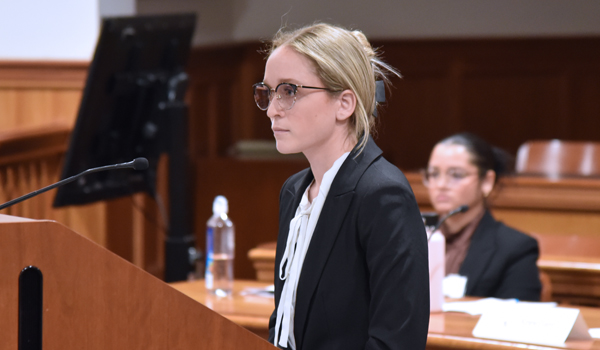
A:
437;132;513;184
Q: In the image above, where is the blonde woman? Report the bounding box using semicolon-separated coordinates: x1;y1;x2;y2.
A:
252;23;429;349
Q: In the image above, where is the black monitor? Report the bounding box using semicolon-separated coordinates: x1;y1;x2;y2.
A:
53;13;196;207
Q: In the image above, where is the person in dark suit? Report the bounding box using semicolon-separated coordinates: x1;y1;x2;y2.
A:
423;132;542;301
251;23;430;349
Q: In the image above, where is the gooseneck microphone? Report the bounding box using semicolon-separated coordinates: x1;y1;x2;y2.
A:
427;205;470;241
432;205;470;233
0;158;149;211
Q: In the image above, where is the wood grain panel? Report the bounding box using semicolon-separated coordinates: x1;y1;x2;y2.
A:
185;39;600;170
0;216;274;349
0;61;87;129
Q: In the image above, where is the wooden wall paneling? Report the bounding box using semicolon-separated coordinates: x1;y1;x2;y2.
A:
379;39;600;170
0;96;79;138
0;61;87;129
140;191;164;278
462;72;564;153
105;196;135;261
370;41;462;169
571;67;600;140
150;155;170;278
377;67;458;168
188;46;252;158
492;209;600;237
243;45;276;141
186;38;600;171
236;45;265;141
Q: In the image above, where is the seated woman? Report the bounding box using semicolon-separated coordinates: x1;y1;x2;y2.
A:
424;132;542;301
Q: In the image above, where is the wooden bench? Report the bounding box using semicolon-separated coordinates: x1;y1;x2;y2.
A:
248;239;600;306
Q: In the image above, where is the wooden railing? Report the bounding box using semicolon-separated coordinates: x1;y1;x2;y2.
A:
0;123;112;247
0;123;70;219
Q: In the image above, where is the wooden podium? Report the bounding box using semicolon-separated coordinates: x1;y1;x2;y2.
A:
0;214;274;349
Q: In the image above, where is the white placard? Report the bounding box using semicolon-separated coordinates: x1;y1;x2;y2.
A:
443;274;467;298
473;304;592;346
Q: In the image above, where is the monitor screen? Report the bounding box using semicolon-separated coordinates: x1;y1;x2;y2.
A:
53;13;196;207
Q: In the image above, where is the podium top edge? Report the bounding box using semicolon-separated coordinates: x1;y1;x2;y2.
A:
0;214;52;223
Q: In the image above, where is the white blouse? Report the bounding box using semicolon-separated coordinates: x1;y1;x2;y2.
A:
274;152;350;349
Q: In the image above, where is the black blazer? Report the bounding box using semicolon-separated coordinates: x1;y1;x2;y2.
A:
268;138;430;350
460;211;542;301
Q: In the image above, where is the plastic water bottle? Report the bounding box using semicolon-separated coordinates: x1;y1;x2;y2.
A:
205;195;235;297
428;230;445;313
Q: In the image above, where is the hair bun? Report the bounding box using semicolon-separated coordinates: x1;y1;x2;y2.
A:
351;30;375;58
491;146;514;178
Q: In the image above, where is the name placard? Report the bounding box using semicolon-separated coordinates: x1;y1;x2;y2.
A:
472;304;592;346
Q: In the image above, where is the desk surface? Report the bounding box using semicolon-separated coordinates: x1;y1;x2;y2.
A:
170;280;600;350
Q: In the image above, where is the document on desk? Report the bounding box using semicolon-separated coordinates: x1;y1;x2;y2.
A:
472;303;592;346
240;284;275;298
443;297;557;316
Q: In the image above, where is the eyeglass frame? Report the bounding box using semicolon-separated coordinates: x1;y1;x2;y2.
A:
421;168;480;188
252;82;337;111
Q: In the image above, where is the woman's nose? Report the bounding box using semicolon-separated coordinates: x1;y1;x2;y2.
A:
266;98;282;119
431;174;452;188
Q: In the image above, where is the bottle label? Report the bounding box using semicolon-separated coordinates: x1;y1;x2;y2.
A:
205;227;214;289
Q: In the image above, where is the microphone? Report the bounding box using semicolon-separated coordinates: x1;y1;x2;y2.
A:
0;158;149;211
426;205;469;241
432;205;469;233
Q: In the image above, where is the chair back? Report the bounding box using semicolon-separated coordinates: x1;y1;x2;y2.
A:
515;140;600;178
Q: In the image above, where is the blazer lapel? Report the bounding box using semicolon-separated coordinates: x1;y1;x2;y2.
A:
294;137;382;347
459;211;497;295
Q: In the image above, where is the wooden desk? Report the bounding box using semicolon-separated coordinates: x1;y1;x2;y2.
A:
538;255;600;306
248;242;600;306
171;280;600;350
170;279;274;340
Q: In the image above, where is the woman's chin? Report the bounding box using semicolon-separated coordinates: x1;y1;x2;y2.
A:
432;203;455;216
275;143;291;154
275;142;301;155
276;146;296;155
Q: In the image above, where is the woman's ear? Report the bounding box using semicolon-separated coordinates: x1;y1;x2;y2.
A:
336;89;357;122
481;169;496;197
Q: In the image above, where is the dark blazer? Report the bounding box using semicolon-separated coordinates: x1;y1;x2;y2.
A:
460;211;542;301
268;138;430;350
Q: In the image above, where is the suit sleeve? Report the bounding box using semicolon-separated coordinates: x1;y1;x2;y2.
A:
357;181;430;350
492;234;542;301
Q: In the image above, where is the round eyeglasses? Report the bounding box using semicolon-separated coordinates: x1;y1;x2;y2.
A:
252;82;334;111
421;168;479;187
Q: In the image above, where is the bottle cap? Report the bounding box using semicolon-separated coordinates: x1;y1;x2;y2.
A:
212;195;228;215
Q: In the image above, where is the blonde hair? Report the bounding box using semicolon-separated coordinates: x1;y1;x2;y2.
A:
267;23;400;153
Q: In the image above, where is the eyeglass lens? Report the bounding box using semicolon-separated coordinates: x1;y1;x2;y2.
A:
423;169;475;186
253;83;296;111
